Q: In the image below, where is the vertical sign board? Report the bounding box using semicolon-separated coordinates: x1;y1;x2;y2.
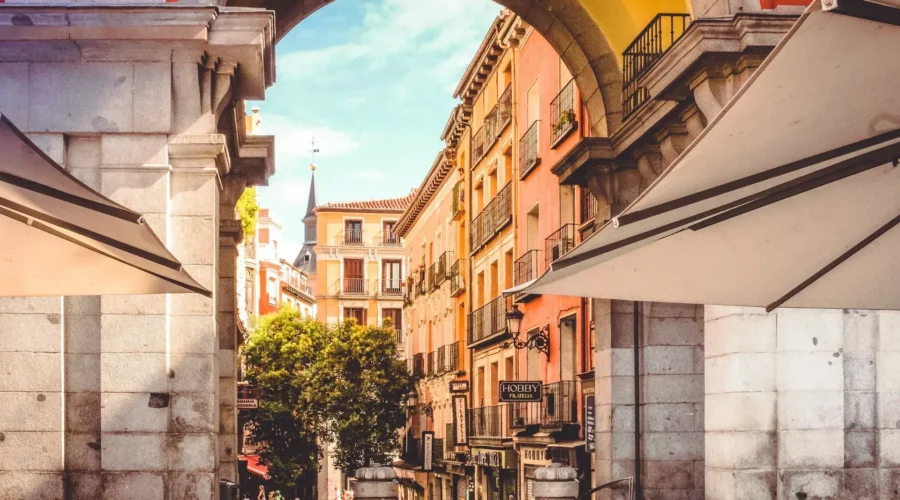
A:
422;431;434;472
452;395;468;445
584;395;595;453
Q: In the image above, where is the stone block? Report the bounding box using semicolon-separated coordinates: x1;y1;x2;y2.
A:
880;429;900;467
101;433;166;471
777;390;843;430
705;353;775;394
100;170;168;215
101;472;164;499
65;314;101;354
845;311;877;352
170;393;216;433
704;313;776;357
609;375;635;405
644;375;704;403
100;353;166;393
610;311;635;348
879;469;900;500
705;431;776;469
65;433;102;472
29;62;134;133
644;403;701;432
775;308;843;352
101;392;167;432
0;352;60;391
646;302;700;319
705;392;775;432
0;297;60;314
611;430;634;460
170;315;216;355
780;470;841;500
26;133;66;166
879;310;900;351
0;472;64;499
776;351;843;391
67;137;101;169
643;460;695;490
845;352;876;391
167;433;216;471
169;216;216;265
66;353;101;392
219;405;237;435
844;431;876;468
707;469;776;500
646;317;703;347
66;472;101;499
878;351;900;390
594;432;611;461
66;392;101;433
170;354;215;393
219;376;237;406
217;348;235;375
100;294;166;315
778;429;843;468
168;472;216;500
0;63;29;127
846;391;876;430
100;314;165;353
643;432;704;460
100;134;168;166
133;63;172;133
877;391;900;429
841;468;877;499
171;174;218;216
643;346;696;375
0;392;60;431
70;167;101;190
0;431;60;470
705;305;768;321
0;313;61;352
610;404;634;432
218;433;238;462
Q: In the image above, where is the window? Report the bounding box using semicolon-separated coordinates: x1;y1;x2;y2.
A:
527;205;540;251
344;258;364;293
383;308;402;330
267;277;277;305
344;307;366;325
344;219;363;244
382;260;402;294
560;316;576;380
383;220;399;245
304;251;311;263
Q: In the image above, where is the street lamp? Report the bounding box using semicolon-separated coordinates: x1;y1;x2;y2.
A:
505;304;550;359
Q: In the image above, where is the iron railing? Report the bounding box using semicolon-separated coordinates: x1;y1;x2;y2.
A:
550;79;577;147
436;346;446;376
428;264;438;292
622;13;692;117
514;249;542;287
451;181;463;219
381;231;401;246
471;182;513;253
436;251;452;286
509;401;542;428
472;84;513;167
380;279;403;296
545;223;577;269
405;277;415;304
433;438;444;463
468;295;508;344
343;227;364;245
416;268;426;296
519;121;541;179
427;351;435;377
396;329;404;344
244;239;256;260
445;341;459;372
469;405;507;438
450;260;465;296
343;278;368;295
580;188;598;226
543;381;579;428
413;353;425;377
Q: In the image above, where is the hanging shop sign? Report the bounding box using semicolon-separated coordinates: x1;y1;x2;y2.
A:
449;380;470;393
471;448;517;469
498;381;542;402
452;396;468;445
423;431;434;472
584;395;595;453
237;385;260;409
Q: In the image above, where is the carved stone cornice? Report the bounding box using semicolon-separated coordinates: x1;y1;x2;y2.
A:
550;137;615;186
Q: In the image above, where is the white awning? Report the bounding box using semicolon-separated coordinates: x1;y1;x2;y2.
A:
527;2;900;310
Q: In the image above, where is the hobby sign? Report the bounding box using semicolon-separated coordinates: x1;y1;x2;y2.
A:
498;381;542;402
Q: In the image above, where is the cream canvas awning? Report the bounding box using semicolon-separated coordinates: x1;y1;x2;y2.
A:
0;114;210;297
528;1;900;311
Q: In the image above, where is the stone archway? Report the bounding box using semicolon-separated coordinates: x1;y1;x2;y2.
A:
227;0;621;136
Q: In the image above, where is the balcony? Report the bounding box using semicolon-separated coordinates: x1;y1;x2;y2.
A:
379;279;403;297
427;351;435;377
343;227;364;245
416;268;426;296
396;329;404;344
622;13;692;118
545;223;576;269
513;249;542;303
381;231;401;246
445;341;459;372
469;405;509;439
468;295;508;347
428;264;438;293
433;438;444;464
451;181;464;221
435;347;446;376
342;278;369;296
470;182;513;254
508;401;542;429
519;121;541;179
472;84;513;168
550;79;578;148
449;260;465;297
580;188;598;237
542;381;578;428
244;238;257;260
413;353;425;378
404;278;415;305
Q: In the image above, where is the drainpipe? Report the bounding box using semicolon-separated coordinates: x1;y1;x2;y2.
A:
633;301;642;500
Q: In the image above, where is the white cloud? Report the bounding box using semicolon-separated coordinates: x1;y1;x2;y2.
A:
258;113;359;168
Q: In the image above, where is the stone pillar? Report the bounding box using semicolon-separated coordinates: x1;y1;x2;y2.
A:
533;463;578;500
594;301;704;499
353;464;398;500
703;306;892;499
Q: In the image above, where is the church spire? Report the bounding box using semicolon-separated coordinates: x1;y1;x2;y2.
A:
305;164;317;220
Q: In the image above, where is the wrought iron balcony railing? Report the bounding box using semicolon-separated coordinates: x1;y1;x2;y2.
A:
550;79;577;147
468;405;508;438
428;264;438;292
342;278;369;295
545;223;577;269
343;227;364;245
514;249;542;287
519;120;541;179
543;381;578;428
436;346;446;376
381;231;401;246
396;329;404;344
413;353;425;377
449;259;465;297
451;181;464;220
468;295;508;345
580;188;598;227
416;268;426;296
509;400;542;429
445;341;459;372
379;279;403;296
622;13;692;117
471;182;513;254
471;84;513;167
433;438;444;463
427;351;435;377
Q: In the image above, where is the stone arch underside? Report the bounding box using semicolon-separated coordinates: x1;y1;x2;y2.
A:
230;0;622;136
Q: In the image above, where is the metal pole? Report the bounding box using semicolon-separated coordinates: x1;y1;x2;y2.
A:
633;301;641;500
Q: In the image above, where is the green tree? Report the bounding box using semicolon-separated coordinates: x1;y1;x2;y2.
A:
237;187;260;238
242;307;326;487
302;320;413;474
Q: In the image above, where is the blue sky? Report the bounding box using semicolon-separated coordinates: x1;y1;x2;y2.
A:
253;0;502;260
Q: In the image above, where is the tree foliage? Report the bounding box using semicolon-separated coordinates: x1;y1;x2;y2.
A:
243;308;412;485
237;187;260;238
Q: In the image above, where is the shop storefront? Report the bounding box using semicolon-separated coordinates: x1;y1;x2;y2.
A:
471;448;517;500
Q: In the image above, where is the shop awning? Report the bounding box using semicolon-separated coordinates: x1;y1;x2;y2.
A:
0;114;210;297
241;455;270;479
527;1;900;311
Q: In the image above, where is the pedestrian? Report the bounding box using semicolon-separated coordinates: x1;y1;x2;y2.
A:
258;485;266;500
275;490;283;500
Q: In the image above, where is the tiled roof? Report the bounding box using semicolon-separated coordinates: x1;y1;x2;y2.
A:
315;190;417;214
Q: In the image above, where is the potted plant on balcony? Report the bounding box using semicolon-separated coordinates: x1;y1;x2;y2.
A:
551;109;576;135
